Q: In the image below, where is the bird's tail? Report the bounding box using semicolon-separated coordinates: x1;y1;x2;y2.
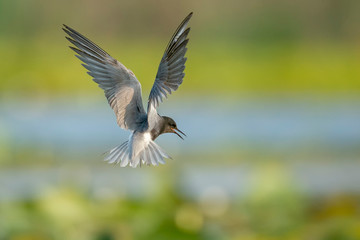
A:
104;140;171;168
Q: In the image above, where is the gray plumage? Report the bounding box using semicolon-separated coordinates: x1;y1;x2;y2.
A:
63;12;191;167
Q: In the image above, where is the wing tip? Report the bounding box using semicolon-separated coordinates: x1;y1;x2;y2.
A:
187;12;193;19
182;12;193;26
62;24;73;34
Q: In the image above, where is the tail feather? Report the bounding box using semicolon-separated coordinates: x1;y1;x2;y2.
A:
150;141;172;160
144;147;152;165
119;148;130;167
148;142;164;164
147;143;159;166
130;153;141;168
104;140;171;168
105;142;125;164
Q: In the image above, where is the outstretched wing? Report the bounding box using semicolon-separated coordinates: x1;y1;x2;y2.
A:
148;12;192;109
63;25;146;130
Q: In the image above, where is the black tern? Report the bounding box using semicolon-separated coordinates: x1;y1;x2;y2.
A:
63;12;192;167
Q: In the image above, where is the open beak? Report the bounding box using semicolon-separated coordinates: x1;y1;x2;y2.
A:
172;127;186;140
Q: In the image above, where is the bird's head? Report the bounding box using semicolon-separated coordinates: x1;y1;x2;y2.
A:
163;116;186;140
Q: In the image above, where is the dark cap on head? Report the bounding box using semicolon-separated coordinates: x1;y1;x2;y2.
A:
162;116;186;139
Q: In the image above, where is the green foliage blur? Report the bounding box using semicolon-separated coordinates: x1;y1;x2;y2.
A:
0;0;360;97
1;0;360;240
1;165;360;240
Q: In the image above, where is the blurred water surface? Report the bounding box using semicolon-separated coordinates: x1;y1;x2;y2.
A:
0;96;359;202
1;96;359;154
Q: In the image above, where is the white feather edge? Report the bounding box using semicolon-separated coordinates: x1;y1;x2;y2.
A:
104;132;172;168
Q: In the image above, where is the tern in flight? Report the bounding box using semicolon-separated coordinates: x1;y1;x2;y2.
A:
63;12;192;167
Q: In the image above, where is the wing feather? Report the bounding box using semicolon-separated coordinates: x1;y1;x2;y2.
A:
148;12;192;109
63;25;146;130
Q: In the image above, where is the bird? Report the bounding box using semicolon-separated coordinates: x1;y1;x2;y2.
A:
63;12;192;168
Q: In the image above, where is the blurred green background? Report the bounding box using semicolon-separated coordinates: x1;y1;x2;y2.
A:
1;0;360;239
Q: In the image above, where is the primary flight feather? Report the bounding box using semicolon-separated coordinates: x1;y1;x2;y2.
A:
63;12;192;167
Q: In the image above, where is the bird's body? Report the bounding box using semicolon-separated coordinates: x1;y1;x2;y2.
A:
63;13;192;167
